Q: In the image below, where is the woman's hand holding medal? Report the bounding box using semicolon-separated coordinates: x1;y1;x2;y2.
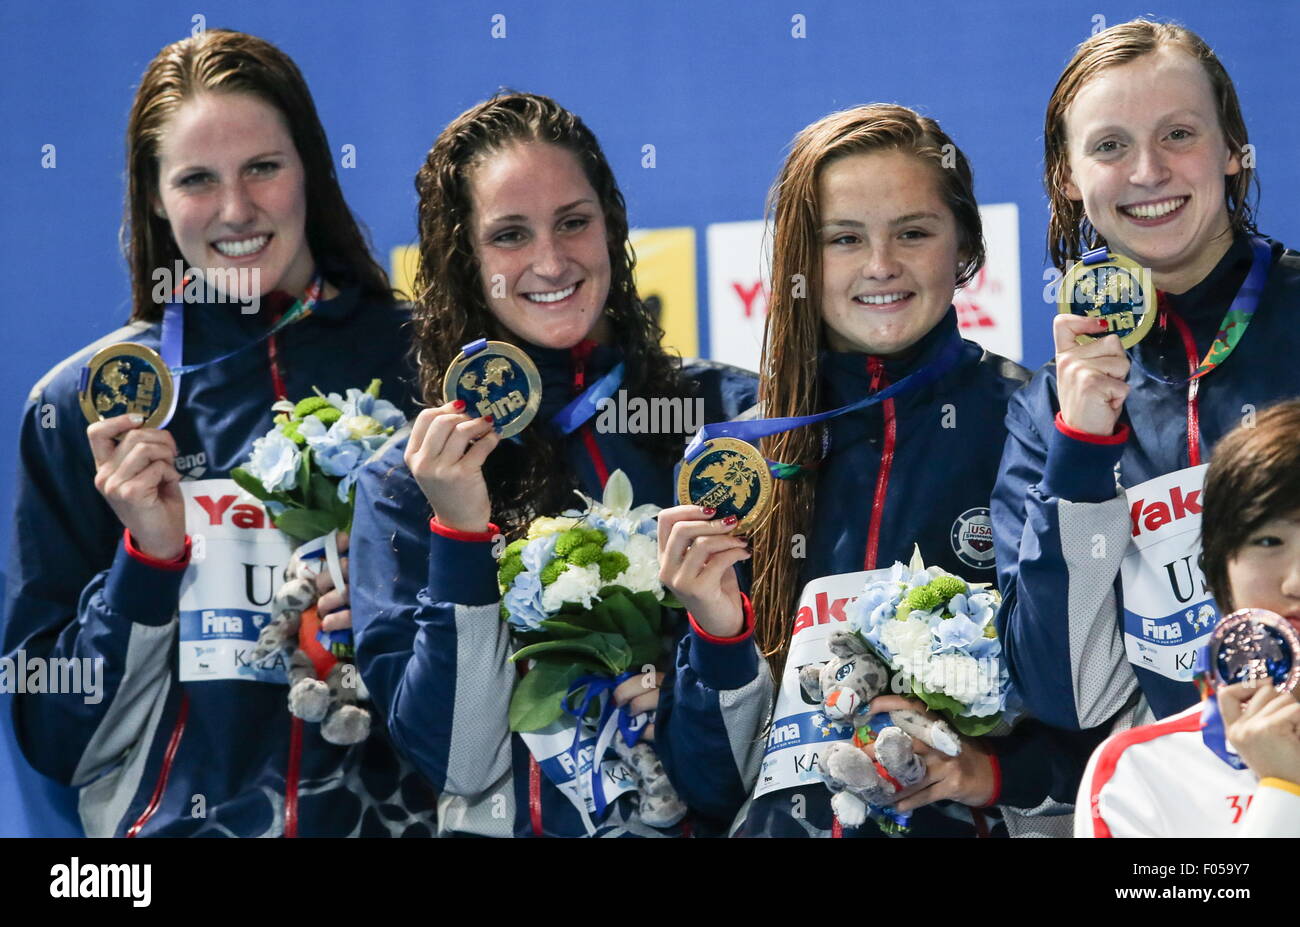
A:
87;413;186;561
1054;313;1131;437
1218;682;1300;784
405;400;500;534
657;504;749;639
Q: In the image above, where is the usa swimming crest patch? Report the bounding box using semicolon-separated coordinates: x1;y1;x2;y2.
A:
950;507;995;569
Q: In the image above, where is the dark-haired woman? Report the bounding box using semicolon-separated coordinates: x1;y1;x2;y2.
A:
655;104;1099;838
2;30;432;836
349;92;756;837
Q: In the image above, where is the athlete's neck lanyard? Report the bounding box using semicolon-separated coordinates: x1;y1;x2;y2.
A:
1193;646;1248;771
683;325;965;469
550;360;625;435
1130;236;1272;387
156;272;323;426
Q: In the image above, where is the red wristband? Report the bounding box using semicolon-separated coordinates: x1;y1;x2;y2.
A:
978;751;1003;808
688;592;755;644
1054;411;1129;446
429;517;499;542
123;530;192;570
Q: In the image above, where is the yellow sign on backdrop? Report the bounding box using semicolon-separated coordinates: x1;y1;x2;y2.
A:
389;227;699;357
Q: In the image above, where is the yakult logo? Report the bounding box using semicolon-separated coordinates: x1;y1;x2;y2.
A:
194;494;272;529
1130;485;1202;537
792;591;857;636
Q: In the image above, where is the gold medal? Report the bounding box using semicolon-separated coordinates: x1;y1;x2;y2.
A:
1058;251;1156;349
442;340;542;439
676;437;773;534
78;342;174;428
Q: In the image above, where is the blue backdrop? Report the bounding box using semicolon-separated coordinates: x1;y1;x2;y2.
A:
2;0;1296;835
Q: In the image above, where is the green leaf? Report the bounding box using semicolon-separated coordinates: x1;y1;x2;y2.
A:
604;593;654;646
511;633;630;675
296;446;311;493
229;467;271;501
537;620;595;639
307;472;338;513
949;712;1004;738
273;507;336;543
631;590;665;635
508;661;584;732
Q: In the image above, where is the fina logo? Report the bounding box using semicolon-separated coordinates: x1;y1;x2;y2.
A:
950;507;995;569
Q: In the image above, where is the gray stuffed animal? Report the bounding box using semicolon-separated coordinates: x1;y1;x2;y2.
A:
250;551;371;746
799;629;960;827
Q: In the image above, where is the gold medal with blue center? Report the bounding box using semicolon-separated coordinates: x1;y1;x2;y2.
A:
442;339;542;439
78;343;174;428
1209;608;1300;694
676;437;772;533
1058;250;1156;348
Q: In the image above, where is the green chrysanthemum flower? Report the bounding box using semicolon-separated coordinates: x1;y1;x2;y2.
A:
498;554;525;589
930;576;967;602
281;420;307;446
569;543;605;567
540;559;569;586
294;396;332;419
905;585;941;612
315;406;342;426
553;529;590;558
598;551;629;582
502;539;529;560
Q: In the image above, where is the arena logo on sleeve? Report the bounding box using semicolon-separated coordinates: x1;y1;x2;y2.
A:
1120;466;1216;681
178;479;294;683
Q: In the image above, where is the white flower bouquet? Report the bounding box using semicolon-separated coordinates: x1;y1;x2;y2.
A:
846;549;1018;737
231;379;406;543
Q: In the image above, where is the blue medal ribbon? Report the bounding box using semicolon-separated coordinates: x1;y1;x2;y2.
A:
1193;644;1247;771
562;671;647;818
551;361;625;435
155;272;324;427
683;326;965;464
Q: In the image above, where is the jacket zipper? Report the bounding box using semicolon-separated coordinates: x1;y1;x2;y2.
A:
126;692;190;837
1160;299;1203;467
833;357;896;839
266;303;301;836
527;342;614;836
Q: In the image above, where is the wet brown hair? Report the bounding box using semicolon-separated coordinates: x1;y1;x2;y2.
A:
123;29;390;321
750;103;983;672
1201;401;1300;613
1044;19;1258;270
411;91;688;532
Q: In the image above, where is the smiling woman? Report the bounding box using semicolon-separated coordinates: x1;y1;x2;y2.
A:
1;28;430;838
347;91;758;837
992;19;1300;751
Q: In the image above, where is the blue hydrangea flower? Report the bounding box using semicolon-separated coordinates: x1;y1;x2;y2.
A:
521;534;558;574
247;430;300;492
933;613;983;652
503;571;547;631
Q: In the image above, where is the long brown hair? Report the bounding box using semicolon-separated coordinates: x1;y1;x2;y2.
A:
750;103;985;673
123;29;391;321
411;91;689;532
1044;19;1259;270
1201;401;1300;613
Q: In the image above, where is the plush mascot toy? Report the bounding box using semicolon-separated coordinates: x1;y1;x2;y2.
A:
250;551;371;745
799;629;960;828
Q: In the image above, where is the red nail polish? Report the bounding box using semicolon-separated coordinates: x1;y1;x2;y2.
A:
722;515;738;527
452;399;466;411
702;507;717;517
483;414;495;423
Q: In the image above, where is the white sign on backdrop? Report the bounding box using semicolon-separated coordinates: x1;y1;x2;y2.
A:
704;203;1023;370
